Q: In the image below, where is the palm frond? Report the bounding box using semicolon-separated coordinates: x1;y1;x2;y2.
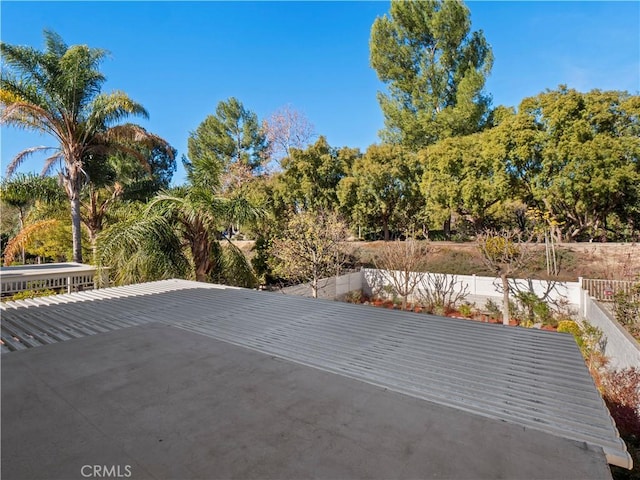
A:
42;29;68;57
214;240;257;288
224;195;264;226
0;101;60;138
0;43;49;90
97;213;189;285
0;88;23;105
56;44;108;113
1;173;64;206
3;219;60;265
86;91;148;133
41;152;64;176
5;146;57;177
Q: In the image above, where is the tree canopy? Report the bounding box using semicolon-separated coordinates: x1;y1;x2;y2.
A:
279;136;359;213
185;97;268;192
370;0;493;149
494;87;640;241
339;144;423;240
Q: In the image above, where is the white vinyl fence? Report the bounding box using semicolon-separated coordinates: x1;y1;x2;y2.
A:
362;268;582;308
580;291;640;370
280;271;363;299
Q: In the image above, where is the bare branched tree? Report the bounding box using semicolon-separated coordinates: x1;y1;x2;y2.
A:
477;229;536;325
374;240;430;310
263;105;315;168
418;273;469;314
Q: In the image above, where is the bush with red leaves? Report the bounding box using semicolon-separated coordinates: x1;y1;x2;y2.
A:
600;367;640;439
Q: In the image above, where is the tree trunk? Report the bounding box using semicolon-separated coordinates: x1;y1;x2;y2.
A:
443;215;451;241
501;273;510;326
64;158;85;264
383;215;390;241
401;271;408;310
87;187;99;264
18;209;25;264
88;229;98;265
70;193;83;263
192;234;211;282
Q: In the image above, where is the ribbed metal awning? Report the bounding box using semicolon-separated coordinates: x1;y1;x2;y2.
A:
0;279;631;468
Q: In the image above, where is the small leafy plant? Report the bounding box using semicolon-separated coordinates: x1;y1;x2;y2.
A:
458;302;474;318
484;299;502;320
8;288;57;301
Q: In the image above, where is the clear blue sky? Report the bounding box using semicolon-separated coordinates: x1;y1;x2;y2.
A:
2;1;639;185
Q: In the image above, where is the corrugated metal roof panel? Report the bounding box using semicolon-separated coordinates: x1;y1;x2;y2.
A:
0;279;630;468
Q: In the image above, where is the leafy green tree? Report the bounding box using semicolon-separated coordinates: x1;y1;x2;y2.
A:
280;136;359;212
270;210;348;298
537;88;640;240
4;219;82;265
1;30;172;263
338;144;423;241
420;129;510;236
370;0;493;149
108;144;177;201
499;87;640;240
1;174;65;263
185;97;268;191
2;195;87;265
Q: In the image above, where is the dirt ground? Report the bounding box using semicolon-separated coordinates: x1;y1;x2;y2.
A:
235;240;639;282
353;241;640;281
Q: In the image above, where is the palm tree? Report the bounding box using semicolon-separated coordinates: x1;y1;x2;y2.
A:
97;187;260;286
80;144;177;261
0;30;172;263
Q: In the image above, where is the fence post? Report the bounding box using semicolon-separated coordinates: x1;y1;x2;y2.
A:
578;277;584;317
67;276;72;294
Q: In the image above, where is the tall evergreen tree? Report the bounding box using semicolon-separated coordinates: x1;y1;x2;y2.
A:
370;0;493;149
185;97;268;192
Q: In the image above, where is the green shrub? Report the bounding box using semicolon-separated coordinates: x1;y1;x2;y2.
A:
344;290;363;304
614;285;640;340
8;289;57;301
557;320;581;336
515;291;554;325
484;299;501;319
432;304;446;316
458;302;474;317
508;299;521;320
